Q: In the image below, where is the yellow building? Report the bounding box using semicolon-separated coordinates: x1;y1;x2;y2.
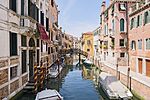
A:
81;32;94;59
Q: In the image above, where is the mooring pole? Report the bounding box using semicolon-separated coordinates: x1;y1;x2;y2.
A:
57;59;60;73
40;60;44;90
34;62;38;93
127;67;130;88
79;53;81;65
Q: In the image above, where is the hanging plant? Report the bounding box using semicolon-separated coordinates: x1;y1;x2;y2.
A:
33;29;40;39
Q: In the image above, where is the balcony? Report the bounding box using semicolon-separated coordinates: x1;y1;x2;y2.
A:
120;31;127;35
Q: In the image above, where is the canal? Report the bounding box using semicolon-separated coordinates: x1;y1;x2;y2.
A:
12;60;110;100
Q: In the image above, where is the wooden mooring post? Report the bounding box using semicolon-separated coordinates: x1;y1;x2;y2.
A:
40;60;44;90
79;53;81;65
34;63;38;93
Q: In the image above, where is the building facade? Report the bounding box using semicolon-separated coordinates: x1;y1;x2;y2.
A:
129;0;150;77
0;0;60;99
99;0;135;66
81;32;94;59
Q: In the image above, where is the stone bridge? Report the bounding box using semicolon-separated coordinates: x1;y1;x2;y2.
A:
59;48;88;57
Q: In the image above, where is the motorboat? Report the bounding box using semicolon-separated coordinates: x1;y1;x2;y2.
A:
99;72;133;99
35;89;63;100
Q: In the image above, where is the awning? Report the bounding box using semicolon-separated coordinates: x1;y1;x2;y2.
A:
37;24;49;41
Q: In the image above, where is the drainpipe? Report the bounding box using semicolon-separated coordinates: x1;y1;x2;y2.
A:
126;2;129;66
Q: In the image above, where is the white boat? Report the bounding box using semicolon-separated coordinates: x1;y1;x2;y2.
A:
83;60;93;68
49;65;63;78
99;72;133;99
35;89;63;100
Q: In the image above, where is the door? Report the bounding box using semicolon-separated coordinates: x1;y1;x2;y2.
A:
138;58;143;74
29;50;34;81
146;60;150;77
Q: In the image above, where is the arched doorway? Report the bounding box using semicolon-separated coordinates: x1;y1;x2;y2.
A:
29;38;35;82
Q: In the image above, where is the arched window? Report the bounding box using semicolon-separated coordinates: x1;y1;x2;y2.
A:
131;40;136;50
120;18;125;32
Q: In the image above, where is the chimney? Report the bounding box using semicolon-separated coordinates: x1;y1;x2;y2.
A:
101;0;106;13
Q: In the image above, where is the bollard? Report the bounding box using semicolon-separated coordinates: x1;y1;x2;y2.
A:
34;63;38;93
127;67;130;88
40;60;44;90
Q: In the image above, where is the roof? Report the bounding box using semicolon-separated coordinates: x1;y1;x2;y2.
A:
82;32;93;35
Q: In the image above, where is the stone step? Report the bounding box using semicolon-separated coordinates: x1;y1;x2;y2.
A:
24;85;34;90
26;82;34;86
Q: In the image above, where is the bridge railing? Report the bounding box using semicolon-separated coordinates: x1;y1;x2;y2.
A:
58;48;88;57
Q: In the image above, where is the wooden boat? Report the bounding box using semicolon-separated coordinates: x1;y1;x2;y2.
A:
35;89;63;100
99;72;133;99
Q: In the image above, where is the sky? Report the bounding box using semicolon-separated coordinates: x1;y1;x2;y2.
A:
56;0;109;37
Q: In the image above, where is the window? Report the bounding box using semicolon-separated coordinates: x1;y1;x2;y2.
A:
112;19;115;32
130;18;134;29
87;49;90;52
37;50;39;66
131;41;136;50
146;38;150;50
87;40;91;45
10;66;18;80
9;0;16;12
21;35;27;47
120;53;125;57
46;18;49;31
51;0;54;7
120;39;125;47
51;32;53;41
137;14;143;27
51;47;53;53
10;32;17;56
46;43;48;51
144;11;150;24
41;40;43;52
48;47;50;54
104;24;108;35
37;39;39;47
22;50;26;74
119;3;126;11
40;11;44;26
120;18;125;32
21;0;24;15
138;40;142;50
28;1;39;21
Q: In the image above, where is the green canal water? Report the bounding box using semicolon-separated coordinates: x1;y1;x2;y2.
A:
12;62;137;100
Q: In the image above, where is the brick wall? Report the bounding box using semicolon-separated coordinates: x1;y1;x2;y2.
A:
0;69;8;86
10;80;19;94
0;85;8;100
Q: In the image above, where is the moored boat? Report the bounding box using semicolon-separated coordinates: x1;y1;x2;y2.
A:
48;65;63;78
99;72;133;99
35;89;63;100
83;59;93;68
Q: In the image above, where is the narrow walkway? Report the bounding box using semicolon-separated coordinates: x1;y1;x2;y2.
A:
101;61;150;88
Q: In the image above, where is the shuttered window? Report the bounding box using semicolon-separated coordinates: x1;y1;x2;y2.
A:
120;18;125;32
10;66;18;80
46;18;49;31
41;40;43;52
9;0;16;12
22;50;27;74
21;35;27;47
138;39;142;50
21;0;24;15
146;38;150;50
40;11;44;26
144;11;149;24
10;32;17;56
28;1;39;21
